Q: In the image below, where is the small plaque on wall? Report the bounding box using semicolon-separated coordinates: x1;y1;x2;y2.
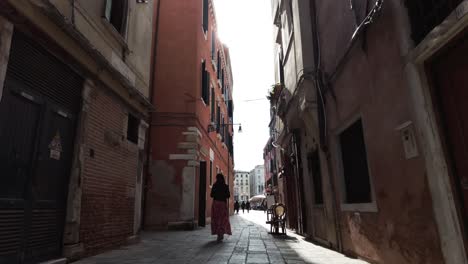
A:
396;121;419;159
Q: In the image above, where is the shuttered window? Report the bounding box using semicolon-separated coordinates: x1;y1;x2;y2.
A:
202;0;209;33
211;88;215;122
211;31;216;61
201;61;209;104
217;51;221;79
216;105;221;133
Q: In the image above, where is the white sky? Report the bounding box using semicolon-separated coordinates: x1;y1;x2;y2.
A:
214;0;275;171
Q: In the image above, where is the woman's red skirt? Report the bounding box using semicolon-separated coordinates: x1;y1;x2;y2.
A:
211;200;232;235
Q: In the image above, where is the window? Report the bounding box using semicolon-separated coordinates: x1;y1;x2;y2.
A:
202;0;209;33
339;119;372;204
221;115;225;142
228;99;233;118
405;0;462;44
217;51;221;79
308;150;323;205
209;161;213;185
211;32;216;61
210;87;215;121
104;0;128;35
221;70;225;91
281;0;293;50
201;60;209;104
216;105;221;133
126;113;139;144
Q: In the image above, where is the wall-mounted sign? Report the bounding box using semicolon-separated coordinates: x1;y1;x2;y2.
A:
48;131;63;160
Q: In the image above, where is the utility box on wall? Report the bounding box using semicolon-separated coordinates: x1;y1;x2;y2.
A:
396;121;419;159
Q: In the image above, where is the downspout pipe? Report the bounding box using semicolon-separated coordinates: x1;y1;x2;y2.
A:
142;0;161;229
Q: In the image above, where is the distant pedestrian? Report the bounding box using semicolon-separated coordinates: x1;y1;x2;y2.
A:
210;173;232;241
241;201;246;213
234;200;240;214
246;201;251;213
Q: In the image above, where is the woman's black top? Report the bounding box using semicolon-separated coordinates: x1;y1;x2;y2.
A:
211;183;230;202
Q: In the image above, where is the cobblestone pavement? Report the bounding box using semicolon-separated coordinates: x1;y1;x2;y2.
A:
74;211;368;264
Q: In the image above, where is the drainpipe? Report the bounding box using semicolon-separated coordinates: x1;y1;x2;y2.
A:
142;0;161;229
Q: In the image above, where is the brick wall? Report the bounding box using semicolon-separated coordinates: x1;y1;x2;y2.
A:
80;87;139;255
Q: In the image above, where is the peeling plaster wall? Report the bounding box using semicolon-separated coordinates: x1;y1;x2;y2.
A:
316;0;445;263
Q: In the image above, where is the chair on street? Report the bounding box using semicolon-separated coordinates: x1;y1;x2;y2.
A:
266;203;287;235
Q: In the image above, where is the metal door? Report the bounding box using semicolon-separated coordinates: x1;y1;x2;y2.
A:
0;86;42;263
432;36;468;244
0;31;81;263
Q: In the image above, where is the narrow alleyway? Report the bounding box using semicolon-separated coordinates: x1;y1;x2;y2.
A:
74;211;367;264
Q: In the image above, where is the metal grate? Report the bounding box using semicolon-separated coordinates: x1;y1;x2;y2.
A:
28;209;62;260
6;31;83;113
0;210;23;256
405;0;463;44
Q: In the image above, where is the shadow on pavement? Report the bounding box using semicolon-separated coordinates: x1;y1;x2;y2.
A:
201;240;223;248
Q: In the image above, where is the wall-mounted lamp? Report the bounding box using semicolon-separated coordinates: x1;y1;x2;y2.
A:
136;0;149;3
208;123;242;133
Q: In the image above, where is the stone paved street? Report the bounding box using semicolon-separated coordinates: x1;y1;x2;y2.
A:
74;211;368;264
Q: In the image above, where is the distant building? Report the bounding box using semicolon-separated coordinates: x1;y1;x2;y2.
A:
249;165;265;197
234;171;250;202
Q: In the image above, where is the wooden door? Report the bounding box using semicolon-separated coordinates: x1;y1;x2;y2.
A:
432;36;468;240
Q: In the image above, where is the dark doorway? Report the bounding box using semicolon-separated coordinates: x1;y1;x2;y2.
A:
308;150;323;205
198;161;207;227
293;132;307;235
0;31;82;263
431;35;468;249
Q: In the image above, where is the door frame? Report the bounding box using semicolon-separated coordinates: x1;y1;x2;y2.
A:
403;5;468;263
198;161;207;227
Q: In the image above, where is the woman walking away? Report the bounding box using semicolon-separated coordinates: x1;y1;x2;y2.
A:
210;173;232;241
241;201;246;213
234;200;240;214
246;201;251;213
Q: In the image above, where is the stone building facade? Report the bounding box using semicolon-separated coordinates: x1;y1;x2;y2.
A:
267;0;468;263
234;171;250;202
249;165;265;197
0;0;154;262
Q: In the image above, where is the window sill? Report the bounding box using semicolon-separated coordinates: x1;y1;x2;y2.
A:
340;202;378;213
211;60;217;72
217;80;222;89
202;27;207;40
101;18;129;52
201;98;208;107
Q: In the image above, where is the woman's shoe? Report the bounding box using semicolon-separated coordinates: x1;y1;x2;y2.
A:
217;234;224;241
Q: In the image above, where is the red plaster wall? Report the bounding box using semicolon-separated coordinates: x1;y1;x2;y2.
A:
147;0;234;228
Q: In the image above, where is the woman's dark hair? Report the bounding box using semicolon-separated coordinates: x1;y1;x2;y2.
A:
216;173;225;184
